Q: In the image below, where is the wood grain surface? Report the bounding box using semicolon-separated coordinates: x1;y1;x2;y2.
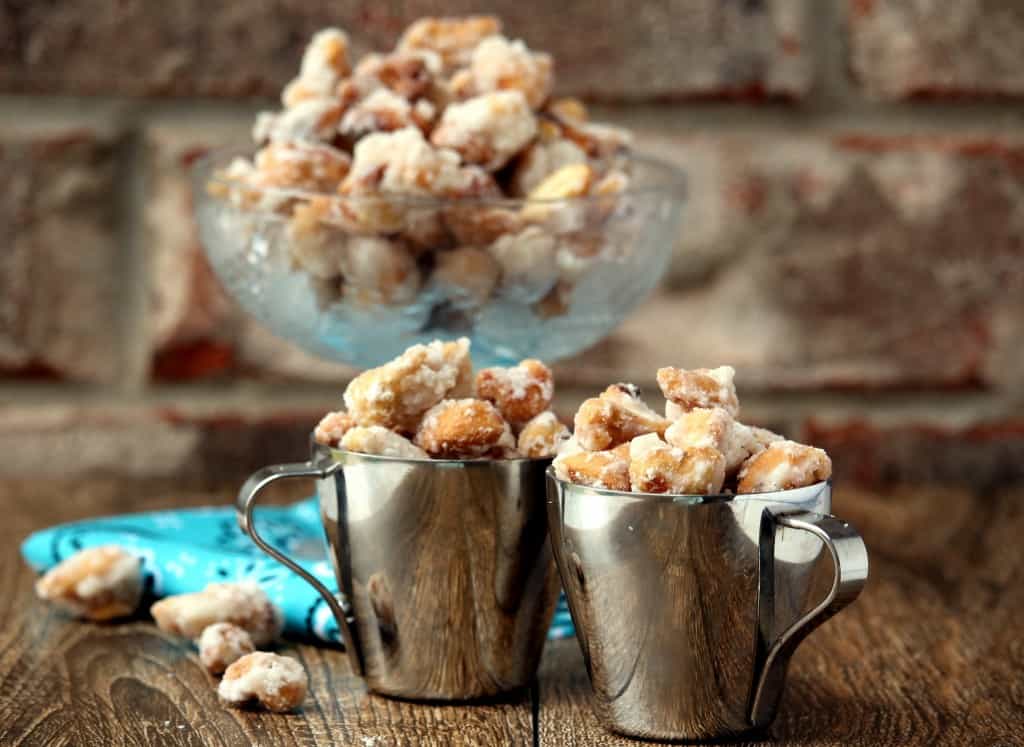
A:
1;479;1022;746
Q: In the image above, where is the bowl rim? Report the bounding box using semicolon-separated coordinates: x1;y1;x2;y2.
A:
192;145;688;210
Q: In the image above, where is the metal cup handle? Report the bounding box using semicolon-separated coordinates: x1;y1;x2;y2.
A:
236;460;364;676
749;510;869;728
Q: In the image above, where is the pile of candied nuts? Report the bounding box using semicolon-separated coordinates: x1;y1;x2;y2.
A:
209;15;633;315
555;366;833;494
35;550;307;713
315;337;570;460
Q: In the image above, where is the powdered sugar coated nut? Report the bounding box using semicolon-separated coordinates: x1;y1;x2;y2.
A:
510;138;587;197
35;545;142;622
475;359;554;425
251;142;351;193
199;623;255;675
340;88;433;140
573;384;671;451
282;28;352;107
431;91;537;171
553;440;631;491
397;16;503;72
340;425;428;458
414;398;516;458
219;652;308;713
657;366;740;418
517;411;570;458
487;226;558;300
287;198;348;279
664;407;764;476
254;98;346;144
628;434;726;495
343;337;471;433
431;247;501;307
468;35;554;109
314;410;356;447
737;441;832;494
150;581;283;647
340;236;421;305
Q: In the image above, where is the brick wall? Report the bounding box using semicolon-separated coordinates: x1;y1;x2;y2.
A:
2;1;1023;489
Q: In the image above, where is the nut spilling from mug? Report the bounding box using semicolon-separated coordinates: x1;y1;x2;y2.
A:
555;365;832;494
315;337;568;459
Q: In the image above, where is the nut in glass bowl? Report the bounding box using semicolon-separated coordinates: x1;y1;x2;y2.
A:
193;149;685;368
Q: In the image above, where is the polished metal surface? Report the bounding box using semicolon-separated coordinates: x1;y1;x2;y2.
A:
547;473;868;741
238;444;561;700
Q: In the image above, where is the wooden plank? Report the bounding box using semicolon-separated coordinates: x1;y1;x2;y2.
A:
536;485;1024;746
0;479;533;747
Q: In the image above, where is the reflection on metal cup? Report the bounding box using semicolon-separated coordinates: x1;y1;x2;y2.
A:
547;473;868;741
237;443;561;700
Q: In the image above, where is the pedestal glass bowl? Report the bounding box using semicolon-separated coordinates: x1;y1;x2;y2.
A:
193;151;685;368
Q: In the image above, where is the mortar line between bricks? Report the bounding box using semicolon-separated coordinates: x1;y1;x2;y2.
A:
2;94;1024;136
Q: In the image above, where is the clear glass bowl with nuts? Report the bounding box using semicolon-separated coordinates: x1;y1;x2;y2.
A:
193;149;685;368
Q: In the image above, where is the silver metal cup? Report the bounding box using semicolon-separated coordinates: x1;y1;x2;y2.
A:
547;472;868;741
236;442;561;700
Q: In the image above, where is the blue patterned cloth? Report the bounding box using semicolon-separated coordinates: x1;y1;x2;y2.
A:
20;497;575;643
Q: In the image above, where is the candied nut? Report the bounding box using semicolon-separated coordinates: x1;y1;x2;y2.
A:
431;91;537;171
402;208;452;252
468;35;554;109
487;226;558;300
199;623;255;676
555;234;606;283
251;142;351;193
35;546;142;622
340;236;420;305
314;410;356;448
475;358;554;424
553;440;631;491
287;198;347;279
588;169;631;223
255;98;345;144
445;203;522;247
150;582;283;647
282;28;352;107
573;384;670;451
517;411;570;458
397;15;502;72
628;434;726;495
432;247;501;307
737;441;832;494
521;163;595;231
414;398;515;458
339;88;414;138
344;337;471;433
354;50;440;100
509;138;587;197
547;97;588;123
656;365;740;417
219;652;308;713
664;407;761;477
751;426;785;450
340;425;429;459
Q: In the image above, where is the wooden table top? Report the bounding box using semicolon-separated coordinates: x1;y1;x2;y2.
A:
1;477;1021;746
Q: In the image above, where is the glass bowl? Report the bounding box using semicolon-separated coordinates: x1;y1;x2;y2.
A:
193;150;685;368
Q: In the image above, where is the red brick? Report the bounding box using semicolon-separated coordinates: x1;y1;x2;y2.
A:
561;130;1024;392
846;0;1024;99
0;129;120;382
0;1;811;101
0;405;326;482
146;125;356;383
804;419;1024;490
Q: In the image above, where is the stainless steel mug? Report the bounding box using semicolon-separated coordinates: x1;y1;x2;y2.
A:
237;442;561;700
547;474;868;740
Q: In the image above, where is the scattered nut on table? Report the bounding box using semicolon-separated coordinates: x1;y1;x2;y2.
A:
34;545;143;622
199;622;256;675
150;581;283;647
218;652;309;713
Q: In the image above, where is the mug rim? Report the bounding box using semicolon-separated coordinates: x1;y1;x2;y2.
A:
313;440;554;466
546;465;831;504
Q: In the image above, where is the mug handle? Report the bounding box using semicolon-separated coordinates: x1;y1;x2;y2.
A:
749;510;868;729
236;460;364;676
